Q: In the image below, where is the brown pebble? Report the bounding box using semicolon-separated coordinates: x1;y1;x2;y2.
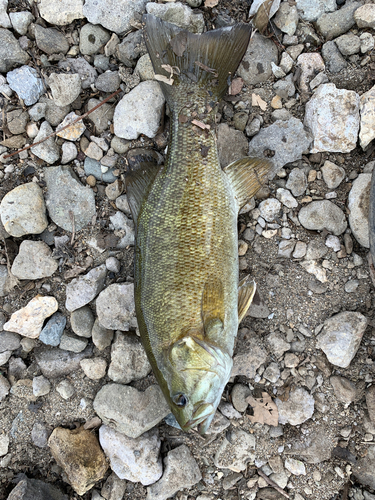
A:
309;153;321;163
86;175;96;187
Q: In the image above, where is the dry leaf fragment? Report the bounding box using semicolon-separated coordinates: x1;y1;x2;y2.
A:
155;74;174;85
191;119;210;130
252;93;267;111
205;0;219;7
229;77;244;96
246;392;279;426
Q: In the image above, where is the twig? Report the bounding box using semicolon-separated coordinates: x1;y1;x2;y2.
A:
257;469;290;499
69;211;75;245
3;88;122;159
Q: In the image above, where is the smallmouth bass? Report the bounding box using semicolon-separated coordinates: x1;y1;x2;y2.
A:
126;15;278;434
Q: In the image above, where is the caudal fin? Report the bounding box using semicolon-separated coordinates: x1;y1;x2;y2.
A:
143;14;251;109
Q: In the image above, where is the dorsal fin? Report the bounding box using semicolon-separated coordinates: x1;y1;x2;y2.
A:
224;157;279;211
125;148;163;225
238;275;256;323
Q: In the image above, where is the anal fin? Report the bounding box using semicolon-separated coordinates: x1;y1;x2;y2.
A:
238;275;256;324
125;148;163;225
224;157;279;211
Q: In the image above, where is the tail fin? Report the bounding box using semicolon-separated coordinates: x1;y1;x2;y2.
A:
143;14;251;108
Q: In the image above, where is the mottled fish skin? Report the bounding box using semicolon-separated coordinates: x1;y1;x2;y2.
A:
127;15;274;433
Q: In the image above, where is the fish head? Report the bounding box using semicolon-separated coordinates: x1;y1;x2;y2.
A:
165;335;232;434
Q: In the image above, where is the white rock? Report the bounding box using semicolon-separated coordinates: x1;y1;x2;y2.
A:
146;1;204;33
359;84;375;149
325;235;341;252
300;260;327;283
0;433;9;456
295;0;336;22
285;458;306;476
348;173;371;248
49;73;81;107
108;332;151;384
0;0;11;28
80;358;107;380
298;200;347;235
276;387;314;426
84;0;146;34
321;160;345;189
38;0;84;25
61;142;78;164
354;4;375;29
360;33;374;54
304;83;360;153
96;283;136;331
99;425;162;485
9;11;34;35
249;0;280;18
297;53;325;94
114;81;165;140
258;198;281;222
276;188;298;208
31;121;60;164
11;240;58;279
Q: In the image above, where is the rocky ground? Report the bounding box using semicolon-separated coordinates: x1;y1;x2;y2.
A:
1;0;375;499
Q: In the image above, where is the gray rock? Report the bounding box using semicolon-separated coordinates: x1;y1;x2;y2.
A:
231;337;268;379
322;41;348;73
0;265;11;297
259;198;281;222
231;384;251;413
30;121;60;164
34;24;69;55
366;386;375;424
84;0;146;34
248;118;311;171
61;142;78;164
31;422;50;448
135;54;154;81
354;447;375;490
94;54;110;70
116;30;146;67
96;71;121;93
305;239;328;260
335;33;361;56
278;239;296;258
56;379;75;399
146;1;204;33
348;173;370;248
245;117;261;137
274;77;295;99
295;0;337;22
360;32;374;54
44;165;96;232
59;332;88;353
0;373;10;401
49;73;81;107
87;98;114;132
93;383;170;438
39;312;66;346
32;375;51;397
0;0;11;28
316;2;361;40
0;331;20;352
297;53;326;94
39;97;70;127
38;0;84;25
71;306;94;338
0;182;48;237
330;376;357;405
80;358;107;380
10;12;34;35
214;429;256;472
100;473;126;500
84;157;119;183
360;85;375;149
286;168;307;197
7;65;44;106
34;345;93;378
0;28;29;72
11;240;58;279
108;332;151;383
80;23;110;55
276;387;314;425
6;109;28;135
247;290;270;318
266;332;290;359
65;264;107;312
28;102;47;121
96;283;136;331
114;81;165;140
321;160;345;189
109;211;135;248
105;257;120;273
276;188;298;208
238;32;278;85
219;401;241;420
217;123;248;168
298;200;347;236
92;319;114;351
99;425;162;485
147;445;202;500
317;311;368;368
273;2;298;36
58;58;97;90
263;362;280;383
7;477;68;500
354;4;375;29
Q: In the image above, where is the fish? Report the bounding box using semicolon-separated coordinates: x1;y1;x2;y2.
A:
125;14;279;434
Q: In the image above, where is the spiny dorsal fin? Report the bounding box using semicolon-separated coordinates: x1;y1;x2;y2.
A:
143;14;252;108
224;156;279;211
238;275;256;323
125;148;163;225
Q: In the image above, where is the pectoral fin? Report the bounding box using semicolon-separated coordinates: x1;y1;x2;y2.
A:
125;148;163;224
202;277;225;326
238;275;256;323
224;157;279;211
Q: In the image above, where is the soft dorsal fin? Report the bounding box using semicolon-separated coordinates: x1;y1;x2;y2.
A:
202;276;225;327
125;148;163;225
224;157;279;211
238;275;256;324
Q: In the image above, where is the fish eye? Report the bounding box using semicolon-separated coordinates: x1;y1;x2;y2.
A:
172;393;188;407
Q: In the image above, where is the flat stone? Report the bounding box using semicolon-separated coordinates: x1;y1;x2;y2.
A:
99;425;162;485
300;260;327;283
273;2;298;36
354;447;375;490
31;121;60;164
297;53;325;93
217;123;248;168
35;345;93;378
65;264;107;312
231;337;268;379
6;109;28;135
321;160;345;189
59;332;88;353
286;168;307;197
11;240;58;279
116;29;146;67
108;331;151;383
71;306;94;338
276;387;314;426
96;71;121;93
0;28;29;72
59;57;97;90
114;81;165;140
56;112;86;141
0;373;10;401
295;0;337;22
0;331;21;352
259;198;281;222
80;358;107;380
330;376;357;405
266;331;290;358
4;295;58;339
146;1;204;33
49;73;81;107
31;422;50;448
147;445;202;500
359;84;375;149
7;65;44;105
298;200;347;236
40;96;70;126
248;118;311;171
92;319;114;351
96;283;136;331
84;0;146;34
44;166;96;232
7;478;68;500
38;0;84;25
335;33;361;56
316;1;361;40
34;24;69;54
214;429;256;472
79;23;110;55
276;188;298;208
93;383;170;438
48;426;108;496
285;458;306;476
56;380;75;400
86;98;113;132
135;54;154;81
32;375;51;397
354;4;375;29
348;173;370;248
61;142;78;164
84;157;119;183
238;32;278;85
0;0;11;28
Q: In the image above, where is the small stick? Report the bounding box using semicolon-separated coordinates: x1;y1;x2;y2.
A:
69;211;75;245
257;469;290;499
3;88;122;159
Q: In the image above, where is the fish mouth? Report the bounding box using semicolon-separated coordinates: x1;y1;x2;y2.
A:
181;402;214;433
